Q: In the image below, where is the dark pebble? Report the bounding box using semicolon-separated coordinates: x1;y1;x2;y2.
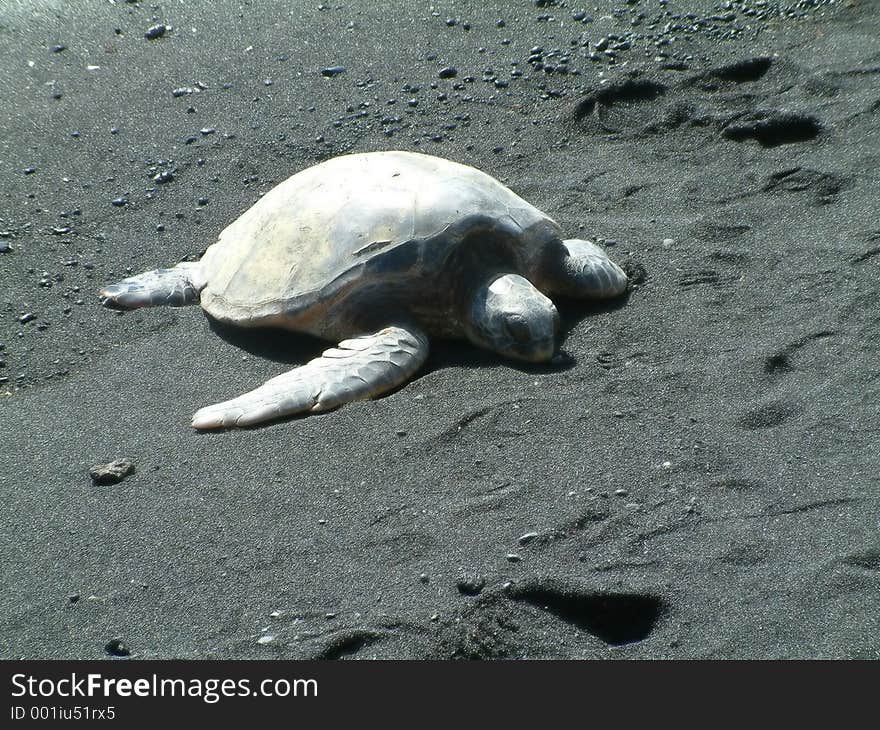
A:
321;66;346;77
19;313;36;324
145;24;167;40
89;458;135;486
23;167;36;175
438;67;458;79
0;242;11;254
68;593;80;604
200;127;216;135
50;44;66;53
104;638;130;657
172;87;194;97
456;575;487;596
111;196;127;207
153;170;174;184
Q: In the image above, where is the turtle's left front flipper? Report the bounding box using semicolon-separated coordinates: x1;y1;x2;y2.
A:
191;325;429;429
543;239;628;299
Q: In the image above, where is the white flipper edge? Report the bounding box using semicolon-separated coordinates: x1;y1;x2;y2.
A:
191;325;429;429
99;262;206;309
557;239;628;299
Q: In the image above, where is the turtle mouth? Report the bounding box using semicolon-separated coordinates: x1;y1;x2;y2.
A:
514;343;556;363
504;333;557;363
500;309;558;362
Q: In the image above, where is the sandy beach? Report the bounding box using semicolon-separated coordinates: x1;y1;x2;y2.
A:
0;0;877;659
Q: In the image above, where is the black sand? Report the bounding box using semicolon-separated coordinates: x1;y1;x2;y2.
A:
1;0;878;659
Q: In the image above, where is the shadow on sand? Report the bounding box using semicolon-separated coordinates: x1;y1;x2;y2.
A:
205;287;632;379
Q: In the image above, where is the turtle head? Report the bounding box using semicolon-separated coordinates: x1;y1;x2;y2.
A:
463;274;559;362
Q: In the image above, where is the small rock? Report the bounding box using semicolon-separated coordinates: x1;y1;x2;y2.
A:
615;488;629;497
89;458;135;485
111;196;127;207
518;531;540;545
456;575;486;595
438;67;458;79
19;313;36;324
153;170;174;184
321;66;346;77
68;593;80;604
104;638;130;657
419;573;430;584
49;44;67;53
506;553;522;562
256;634;276;645
0;242;11;254
145;24;167;40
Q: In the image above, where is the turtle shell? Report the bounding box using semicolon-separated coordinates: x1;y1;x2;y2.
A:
198;151;561;330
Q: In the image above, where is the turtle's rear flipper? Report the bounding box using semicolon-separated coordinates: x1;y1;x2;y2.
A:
191;325;429;430
99;262;205;310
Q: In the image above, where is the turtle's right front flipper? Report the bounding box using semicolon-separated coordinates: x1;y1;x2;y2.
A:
191;325;429;430
99;261;205;309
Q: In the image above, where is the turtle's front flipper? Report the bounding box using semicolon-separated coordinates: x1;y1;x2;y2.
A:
191;325;429;430
544;239;628;299
99;262;205;309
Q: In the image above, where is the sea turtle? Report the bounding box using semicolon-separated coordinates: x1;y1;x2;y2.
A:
100;150;628;429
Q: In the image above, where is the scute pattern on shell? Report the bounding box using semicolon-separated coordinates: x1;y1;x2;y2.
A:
197;151;558;328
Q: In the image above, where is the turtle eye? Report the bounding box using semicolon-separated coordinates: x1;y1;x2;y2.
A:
504;314;531;344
